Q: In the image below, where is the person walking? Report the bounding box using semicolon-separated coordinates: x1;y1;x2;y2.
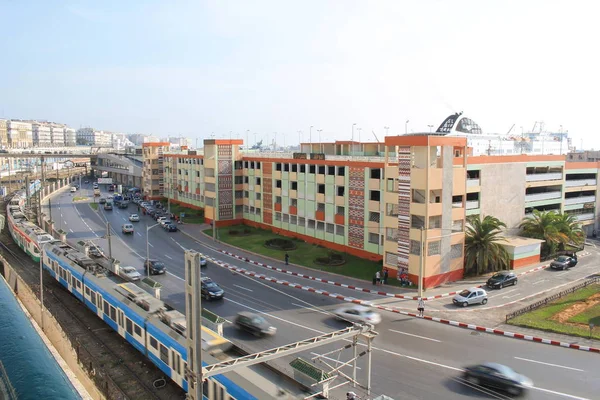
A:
417;297;425;317
284;252;289;265
383;268;389;285
375;270;381;286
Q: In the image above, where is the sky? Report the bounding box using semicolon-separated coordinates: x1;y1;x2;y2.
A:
1;1;599;149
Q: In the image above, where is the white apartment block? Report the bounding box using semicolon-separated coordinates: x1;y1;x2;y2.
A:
32;121;53;147
64;127;76;146
50;124;66;147
7;120;33;148
76;128;113;147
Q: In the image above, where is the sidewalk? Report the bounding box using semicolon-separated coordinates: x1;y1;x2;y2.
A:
177;223;562;301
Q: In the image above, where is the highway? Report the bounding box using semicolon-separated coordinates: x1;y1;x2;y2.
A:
44;182;600;399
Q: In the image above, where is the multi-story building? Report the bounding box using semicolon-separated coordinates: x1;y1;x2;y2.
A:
142;142;172;199
50;124;66;147
7;120;33;148
32;121;53;147
64;127;76;146
76;128;112;147
0;119;8;148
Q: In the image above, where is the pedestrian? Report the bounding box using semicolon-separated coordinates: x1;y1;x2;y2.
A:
137;205;140;212
347;392;357;400
284;252;289;265
383;268;389;285
372;273;377;286
417;297;425;317
375;270;381;286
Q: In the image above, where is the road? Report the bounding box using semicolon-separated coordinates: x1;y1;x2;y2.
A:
44;183;600;400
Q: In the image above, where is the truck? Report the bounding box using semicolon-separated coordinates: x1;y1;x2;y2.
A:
94;188;100;197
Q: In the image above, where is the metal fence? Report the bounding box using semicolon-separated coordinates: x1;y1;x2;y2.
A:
506;276;600;322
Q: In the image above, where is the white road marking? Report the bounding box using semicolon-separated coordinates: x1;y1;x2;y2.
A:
233;284;253;292
488;288;518;298
531;386;590;400
170;237;188;251
292;303;331;316
148;243;154;248
514;357;584;372
69;229;74;233
389;329;441;343
556;270;571;276
165;255;173;260
310;352;361;370
63;220;67;225
60;213;63;217
502;293;521;299
137;232;142;237
532;279;547;285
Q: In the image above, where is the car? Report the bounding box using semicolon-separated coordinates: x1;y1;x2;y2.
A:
122;224;134;234
104;202;113;210
70;186;77;192
486;271;517;289
159;219;172;227
462;363;533;397
550;255;578;270
84;180;89;184
201;257;207;267
88;246;105;258
107;195;114;200
99;198;106;204
164;223;178;232
144;259;166;275
157;217;169;225
118;202;129;209
200;277;225;300
93;183;99;189
452;288;488;307
234;312;277;337
333;305;382;325
129;214;140;222
119;266;141;282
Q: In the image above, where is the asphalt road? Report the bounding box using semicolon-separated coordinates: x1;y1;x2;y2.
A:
44;184;600;400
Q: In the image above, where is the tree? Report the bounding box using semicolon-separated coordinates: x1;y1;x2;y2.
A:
464;215;511;275
554;212;585;251
519;210;584;257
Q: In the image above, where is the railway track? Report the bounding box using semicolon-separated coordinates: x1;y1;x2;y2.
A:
0;226;185;400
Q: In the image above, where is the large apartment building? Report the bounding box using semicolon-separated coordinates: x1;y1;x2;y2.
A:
6;120;33;148
142;142;171;199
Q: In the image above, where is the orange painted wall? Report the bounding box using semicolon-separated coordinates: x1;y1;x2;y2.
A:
315;211;325;221
334;214;345;225
169;198;204;211
511;254;540;269
407;268;464;290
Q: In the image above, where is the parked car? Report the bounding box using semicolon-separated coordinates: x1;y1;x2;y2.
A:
118;202;129;209
333;305;382;325
462;363;533;397
157;217;169;225
164;223;178;232
99;198;106;204
234;312;276;337
129;214;140;222
453;288;488;307
144;259;166;275
550;255;578;270
159;219;172;227
200;277;225;300
104;202;113;210
486;271;517;289
122;224;134;234
84;180;90;184
118;266;141;282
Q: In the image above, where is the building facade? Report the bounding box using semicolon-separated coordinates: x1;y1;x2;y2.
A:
64;127;76;146
142;142;171;199
76;128;112;147
0;119;7;148
7;120;33;148
32;121;53;147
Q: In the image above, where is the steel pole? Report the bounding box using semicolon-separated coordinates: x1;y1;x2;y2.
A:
418;227;425;298
146;225;150;276
107;222;113;266
352;335;358;387
40;243;44;331
367;335;373;395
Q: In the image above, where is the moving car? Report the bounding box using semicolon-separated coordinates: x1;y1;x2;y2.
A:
462;363;533;396
118;202;129;209
200;257;207;267
452;288;488;307
122;224;134;234
118;266;141;282
84;180;89;184
93;183;98;189
70;186;77;192
157;217;169;225
144;259;166;275
99;198;106;204
159;219;172;227
550;255;578;270
88;246;105;258
164;223;178;232
104;202;113;210
333;305;382;325
486;271;517;289
129;214;140;222
234;312;277;337
200;277;225;300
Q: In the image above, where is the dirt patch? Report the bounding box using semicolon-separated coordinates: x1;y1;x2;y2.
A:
551;293;600;324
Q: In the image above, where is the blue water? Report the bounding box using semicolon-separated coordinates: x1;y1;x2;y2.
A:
0;277;82;400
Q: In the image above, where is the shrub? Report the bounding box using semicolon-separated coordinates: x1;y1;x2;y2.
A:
265;238;296;250
314;252;346;266
243;228;251;234
229;229;239;235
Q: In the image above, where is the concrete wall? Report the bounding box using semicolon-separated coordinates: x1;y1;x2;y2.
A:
479;162;526;229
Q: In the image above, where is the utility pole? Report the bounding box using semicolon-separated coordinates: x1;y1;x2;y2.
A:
40;243;45;331
418;227;425;298
106;222;113;266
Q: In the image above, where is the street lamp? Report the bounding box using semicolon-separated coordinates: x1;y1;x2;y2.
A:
317;129;323;153
146;222;161;276
405;120;410;135
309;126;314;150
428;125;434;133
352;123;357;154
384;126;389;136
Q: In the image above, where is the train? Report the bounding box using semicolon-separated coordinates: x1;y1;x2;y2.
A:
6;188;289;399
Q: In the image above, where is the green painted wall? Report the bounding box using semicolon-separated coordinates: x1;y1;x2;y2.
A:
524;198;563;208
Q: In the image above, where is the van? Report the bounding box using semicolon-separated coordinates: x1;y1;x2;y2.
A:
70;186;77;193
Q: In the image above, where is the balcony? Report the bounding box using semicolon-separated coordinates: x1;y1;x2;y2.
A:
525;191;562;202
564;195;596;205
452;202;463;208
466;178;480;187
465;200;479;210
565;179;597;187
525;172;563;182
574;213;595;222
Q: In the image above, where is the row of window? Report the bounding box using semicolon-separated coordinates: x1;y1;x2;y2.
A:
408;241;463;258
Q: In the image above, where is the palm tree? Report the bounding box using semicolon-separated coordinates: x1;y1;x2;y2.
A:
464;215;511;275
554;212;585;251
518;210;583;258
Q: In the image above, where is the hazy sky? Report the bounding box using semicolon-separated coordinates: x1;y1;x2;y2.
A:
1;1;598;149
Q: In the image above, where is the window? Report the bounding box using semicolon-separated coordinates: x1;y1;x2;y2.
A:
317;202;325;212
369;212;380;223
317;184;325;194
160;344;169;364
275;196;282;204
326;223;334;233
452;219;463;232
291;198;297;207
386;228;398;241
276;163;282;171
336;206;345;215
290;215;297;225
255;177;261;185
244;176;249;183
327;166;335;175
284;163;290;172
283;214;289;223
90;291;96;305
292;164;298;172
298;217;306;226
370;168;381;179
256;193;261;200
428;240;441;256
368;232;380;244
85;286;90;296
291;181;298;190
450;243;463;259
385;252;399;266
187;260;191;286
410;240;421;256
387;178;395;192
307;219;315;229
337;166;345;176
126;318;133;335
318;165;325;174
300;164;306;173
429;215;441;229
275;212;281;221
150;336;158;350
336;225;345;236
309;165;316;174
386;203;398;216
317;221;325;231
244;190;249;198
411;215;425;229
134;324;142;336
110;305;116;322
369;190;381;201
104;300;109;316
337;186;345;196
276;180;282;188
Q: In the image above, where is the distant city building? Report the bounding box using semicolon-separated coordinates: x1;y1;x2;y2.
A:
76;128;112;147
168;136;191;148
567;151;600;162
64;126;76;146
7;120;33;148
127;133;148;146
32;121;52;147
0;119;8;148
50;124;66;147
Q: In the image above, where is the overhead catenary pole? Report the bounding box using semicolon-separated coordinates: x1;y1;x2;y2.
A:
107;222;113;267
418;226;425;298
40;243;45;331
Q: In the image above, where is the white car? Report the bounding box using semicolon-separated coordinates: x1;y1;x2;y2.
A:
157;217;169;226
129;214;140;222
70;186;77;192
333;306;382;325
122;224;134;234
453;288;488;307
119;266;141;282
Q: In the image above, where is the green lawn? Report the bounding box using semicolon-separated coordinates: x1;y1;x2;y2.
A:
204;224;402;285
73;196;88;202
508;284;600;340
89;203;98;211
169;203;204;224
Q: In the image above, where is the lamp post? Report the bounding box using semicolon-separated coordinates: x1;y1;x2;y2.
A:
405;120;409;135
309;126;314;151
298;130;302;150
428;125;434;133
40;242;46;331
384;126;389;136
357;128;362;154
146;222;161;276
352;123;357;154
317;129;323;153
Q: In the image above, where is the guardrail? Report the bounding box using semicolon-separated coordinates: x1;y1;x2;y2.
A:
506;276;600;322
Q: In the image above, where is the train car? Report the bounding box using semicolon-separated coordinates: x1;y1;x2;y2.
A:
41;242;277;399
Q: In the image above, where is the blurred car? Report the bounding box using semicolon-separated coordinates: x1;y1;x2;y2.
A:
462;363;533;396
200;277;225;300
164;223;178;232
144;259;166;275
88;246;105;258
104;202;113;210
119;266;141;282
486;271;517;289
84;180;89;184
122;223;134;234
99;198;106;204
129;213;140;222
118;202;129;209
159;219;172;227
157;216;169;225
550;255;578;270
453;288;488;307
70;186;77;192
333;305;382;325
234;312;276;337
200;257;207;267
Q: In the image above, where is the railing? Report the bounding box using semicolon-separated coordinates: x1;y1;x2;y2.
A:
524;191;562;202
525;172;563;182
412;190;426;204
564;195;596;205
240;151;388;163
574;213;595;221
506;277;600;322
452;202;463;208
565;179;597;187
465;200;479;209
466;178;480;187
